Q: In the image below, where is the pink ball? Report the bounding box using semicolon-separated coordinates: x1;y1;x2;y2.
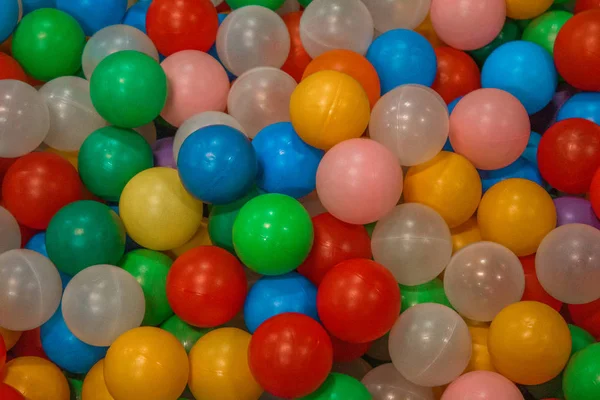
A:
442;371;524;400
316;138;403;225
449;89;530;170
160;50;230;127
430;0;506;51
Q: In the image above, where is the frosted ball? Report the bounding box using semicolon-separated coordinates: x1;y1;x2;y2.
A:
362;0;431;32
0;206;21;255
362;363;435;400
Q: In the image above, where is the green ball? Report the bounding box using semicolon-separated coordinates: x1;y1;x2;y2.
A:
120;249;173;326
298;0;313;6
569;324;596;357
400;278;453;313
563;343;600;400
78;126;154;202
299;373;371;400
90;50;167;128
68;377;83;400
364;222;376;238
11;9;85;81
468;19;520;67
233;193;313;275
46;201;126;276
226;0;286;9
522;11;572;55
160;315;213;353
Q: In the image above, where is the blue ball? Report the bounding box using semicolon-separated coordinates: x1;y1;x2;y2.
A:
557;93;600;125
521;131;541;165
482;41;557;115
442;97;462;152
366;29;437;95
244;272;318;333
22;0;55;15
26;232;72;290
208;13;236;82
41;309;108;374
56;0;127;36
252;122;324;199
479;158;543;193
122;0;151;33
178;125;257;205
0;0;20;43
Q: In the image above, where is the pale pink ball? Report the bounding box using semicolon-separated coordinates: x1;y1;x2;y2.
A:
430;0;506;51
442;371;524;400
449;88;530;170
316;138;403;225
160;50;230;127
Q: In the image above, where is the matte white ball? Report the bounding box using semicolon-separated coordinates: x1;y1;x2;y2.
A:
362;0;431;32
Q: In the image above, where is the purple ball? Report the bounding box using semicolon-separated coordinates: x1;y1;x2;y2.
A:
553;197;600;229
153;137;176;169
530;82;579;134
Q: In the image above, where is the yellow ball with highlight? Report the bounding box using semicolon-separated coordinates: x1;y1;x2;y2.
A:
3;357;70;400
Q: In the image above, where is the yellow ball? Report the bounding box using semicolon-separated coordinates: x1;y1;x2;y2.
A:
290;70;370;150
506;0;553;20
189;327;263;400
450;216;482;254
82;360;114;400
0;327;21;350
119;167;204;251
45;146;79;170
3;357;70;400
104;327;189;400
404;151;482;228
167;220;211;258
478;178;556;257
488;301;571;385
415;14;445;48
464;323;496;373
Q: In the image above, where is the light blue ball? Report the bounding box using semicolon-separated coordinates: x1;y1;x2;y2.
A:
479;157;543;193
521;131;542;165
208;13;236;82
557;92;600;125
122;0;151;33
26;232;72;290
0;0;21;43
57;0;127;36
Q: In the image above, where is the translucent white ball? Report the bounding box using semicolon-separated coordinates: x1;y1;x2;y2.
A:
39;77;107;151
444;241;525;322
536;224;600;304
367;333;391;361
217;6;291;77
227;67;297;138
0;80;49;157
333;358;373;381
362;363;435;400
371;203;453;286
82;24;159;79
389;303;472;387
361;0;431;32
300;0;374;58
369;85;449;166
62;264;145;346
0;206;21;255
0;249;62;331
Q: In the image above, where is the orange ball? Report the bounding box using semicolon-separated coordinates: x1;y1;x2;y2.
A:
82;360;114;400
281;12;312;83
2;357;70;400
450;216;482;254
0;53;27;82
415;14;445;48
0;327;22;351
464;322;496;373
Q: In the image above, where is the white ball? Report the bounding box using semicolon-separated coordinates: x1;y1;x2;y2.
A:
362;0;431;32
0;206;21;255
362;363;434;400
276;0;300;16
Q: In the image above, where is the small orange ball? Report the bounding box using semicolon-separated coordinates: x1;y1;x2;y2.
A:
82;360;114;400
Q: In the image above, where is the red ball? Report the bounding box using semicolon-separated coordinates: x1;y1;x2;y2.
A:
537;119;600;194
0;157;18;192
146;0;219;56
0;53;27;82
11;328;48;359
281;12;312;83
317;259;401;343
519;255;562;312
569;298;600;339
0;384;24;400
19;223;39;248
591;167;600;218
432;47;481;104
2;153;83;229
248;313;333;399
554;10;600;91
576;0;600;13
330;335;371;363
166;245;247;327
297;213;372;286
0;335;6;371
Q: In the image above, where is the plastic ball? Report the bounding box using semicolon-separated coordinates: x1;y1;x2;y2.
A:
228;67;297;138
299;0;373;58
0;80;49;158
362;363;434;400
569;297;600;340
569;324;596;356
506;0;552;19
554;10;600;91
281;12;312;83
160;315;212;353
450;217;482;254
389;303;472;387
166;246;247;327
81;360;114;400
592;168;600;218
0;53;27;82
249;313;333;398
123;0;151;33
0;0;19;43
40;310;108;374
400;278;452;313
366;29;437;94
318;259;400;343
432;47;481;104
233;193;313;275
119;167;204;250
522;11;573;55
290;71;370;150
56;0;126;36
0;383;23;400
554;197;600;229
430;0;506;51
300;373;371;400
488;301;571;385
146;0;218;56
468;18;521;67
404;151;482;228
563;343;600;400
362;0;430;33
0;249;61;331
152;137;175;169
330;337;371;363
464;323;496;373
0;206;21;255
520;255;563;311
316;138;402;224
449;89;530;170
217;6;290;76
370;84;449;166
297;212;371;286
227;0;285;9
2;357;70;400
479;158;544;193
577;0;600;12
11;328;47;360
90;50;167;128
557;93;600;124
441;371;524;400
0;327;22;351
189;328;262;400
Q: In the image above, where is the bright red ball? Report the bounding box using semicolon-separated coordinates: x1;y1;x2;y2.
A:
146;0;219;56
569;298;600;339
591;168;600;218
297;213;372;286
0;157;18;192
317;259;401;344
0;384;24;400
19;223;39;248
554;10;600;91
248;313;333;399
11;328;48;359
281;12;312;83
576;0;600;13
330;335;371;363
432;47;481;104
0;335;6;371
2;153;83;229
537;119;600;194
0;53;27;82
166;245;247;327
519;255;562;312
